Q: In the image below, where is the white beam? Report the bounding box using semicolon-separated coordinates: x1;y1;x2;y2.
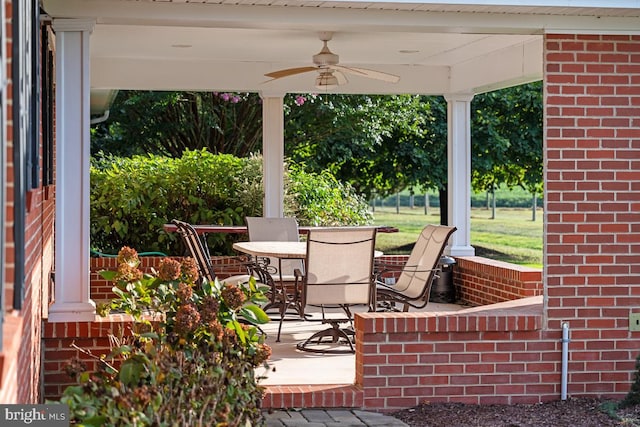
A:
49;19;96;322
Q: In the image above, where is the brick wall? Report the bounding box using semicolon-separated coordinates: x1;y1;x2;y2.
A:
0;4;55;403
42;315;137;399
545;34;640;396
356;297;548;409
90;254;542;308
42;254;543;404
90;255;252;303
456;256;543;306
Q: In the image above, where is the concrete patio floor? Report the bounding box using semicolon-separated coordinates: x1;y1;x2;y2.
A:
256;301;466;387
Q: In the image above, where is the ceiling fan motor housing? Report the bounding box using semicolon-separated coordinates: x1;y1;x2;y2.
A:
313;43;339;67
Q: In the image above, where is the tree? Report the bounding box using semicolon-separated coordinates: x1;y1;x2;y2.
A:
471;82;543;206
285;93;453;221
285;94;446;199
284;94;398;196
91;91;263;157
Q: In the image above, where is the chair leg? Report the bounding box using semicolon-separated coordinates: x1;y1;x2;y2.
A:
276;298;292;343
296;321;355;354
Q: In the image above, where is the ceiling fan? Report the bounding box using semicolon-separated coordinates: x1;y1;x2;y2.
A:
264;32;400;90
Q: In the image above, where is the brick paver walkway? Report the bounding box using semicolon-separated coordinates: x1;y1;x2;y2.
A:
263;409;408;426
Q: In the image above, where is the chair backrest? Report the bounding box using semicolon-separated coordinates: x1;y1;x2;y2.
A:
393;224;456;299
245;216;303;277
303;227;377;307
171;219;216;283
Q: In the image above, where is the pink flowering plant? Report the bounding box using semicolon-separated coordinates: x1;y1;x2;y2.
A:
60;246;272;426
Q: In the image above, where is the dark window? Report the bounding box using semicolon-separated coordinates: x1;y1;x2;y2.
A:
41;25;53;186
11;0;39;309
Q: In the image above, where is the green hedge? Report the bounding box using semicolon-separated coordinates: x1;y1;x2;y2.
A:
91;150;372;255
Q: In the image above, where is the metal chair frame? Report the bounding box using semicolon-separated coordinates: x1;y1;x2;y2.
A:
376;224;456;312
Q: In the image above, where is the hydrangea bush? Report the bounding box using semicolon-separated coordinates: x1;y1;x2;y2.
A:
60;247;271;426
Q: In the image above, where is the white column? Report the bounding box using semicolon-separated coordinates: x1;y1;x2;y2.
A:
49;19;96;322
445;94;475;256
260;93;285;218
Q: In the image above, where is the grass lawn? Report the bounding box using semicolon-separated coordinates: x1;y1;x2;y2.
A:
372;206;543;268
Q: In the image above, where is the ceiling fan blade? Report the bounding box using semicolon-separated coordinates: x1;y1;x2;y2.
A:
264;66;318;80
334;70;348;85
333;65;400;83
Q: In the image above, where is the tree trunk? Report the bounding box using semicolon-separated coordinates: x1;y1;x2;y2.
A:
532;193;537;222
438;187;448;225
424;193;429;215
396;192;400;214
491;187;496;220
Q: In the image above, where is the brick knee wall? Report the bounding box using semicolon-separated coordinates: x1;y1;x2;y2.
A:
90;255;252;302
42;315;137;399
455;256;543;306
43;256;546;406
355;297;552;410
91;255;541;307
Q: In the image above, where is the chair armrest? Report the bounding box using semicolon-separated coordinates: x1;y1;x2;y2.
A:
375;261;437;275
375;263;440;291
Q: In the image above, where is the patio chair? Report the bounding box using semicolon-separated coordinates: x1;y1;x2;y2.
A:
245;216;305;319
293;227;377;354
375;224;456;312
171;219;270;288
245;216;304;282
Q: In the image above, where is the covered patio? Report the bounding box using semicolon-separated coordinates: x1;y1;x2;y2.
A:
39;0;640;412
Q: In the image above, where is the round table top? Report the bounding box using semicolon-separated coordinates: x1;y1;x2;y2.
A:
232;241;308;259
233;241;383;259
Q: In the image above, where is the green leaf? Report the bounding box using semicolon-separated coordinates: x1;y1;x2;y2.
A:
61;385;84;397
119;358;143;386
140;332;159;340
100;270;118;281
111;345;132;356
80;415;108;426
240;305;270;325
228;320;246;344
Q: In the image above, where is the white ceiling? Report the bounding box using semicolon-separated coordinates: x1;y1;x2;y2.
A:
41;0;640;112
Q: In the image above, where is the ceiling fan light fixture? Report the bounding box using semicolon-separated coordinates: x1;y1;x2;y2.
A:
315;72;338;90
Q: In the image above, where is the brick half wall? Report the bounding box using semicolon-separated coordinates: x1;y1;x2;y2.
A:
455;256;543;306
356;296;552;410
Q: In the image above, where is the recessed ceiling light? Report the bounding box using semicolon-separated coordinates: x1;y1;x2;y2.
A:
399;49;419;54
171;44;192;48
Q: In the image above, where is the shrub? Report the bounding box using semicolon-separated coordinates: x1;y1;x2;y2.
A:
622;353;640;408
91;150;264;255
285;163;373;226
59;247;271;426
91;150;372;255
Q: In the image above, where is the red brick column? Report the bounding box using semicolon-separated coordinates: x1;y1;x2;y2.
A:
545;34;640;397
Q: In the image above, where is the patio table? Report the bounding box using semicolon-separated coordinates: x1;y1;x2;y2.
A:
233;241;383;260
